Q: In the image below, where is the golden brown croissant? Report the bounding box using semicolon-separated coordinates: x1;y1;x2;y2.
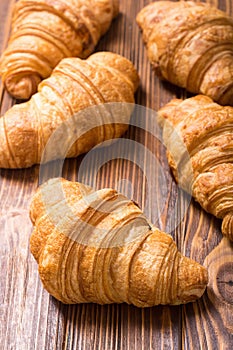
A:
0;51;139;169
158;95;233;241
137;1;233;106
29;177;208;306
0;0;119;99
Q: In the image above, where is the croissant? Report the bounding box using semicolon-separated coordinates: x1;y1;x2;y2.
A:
29;177;208;306
0;0;119;99
0;51;139;169
136;1;233;106
158;95;233;241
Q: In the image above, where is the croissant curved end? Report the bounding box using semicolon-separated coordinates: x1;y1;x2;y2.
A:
175;255;208;304
222;213;233;241
88;51;140;92
112;0;120;18
4;73;41;100
218;84;233;107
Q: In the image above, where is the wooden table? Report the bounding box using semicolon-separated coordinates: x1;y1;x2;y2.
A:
0;0;233;349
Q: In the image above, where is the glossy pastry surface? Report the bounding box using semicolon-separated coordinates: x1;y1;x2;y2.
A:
0;0;119;99
30;177;208;306
0;52;139;168
137;1;233;106
159;95;233;241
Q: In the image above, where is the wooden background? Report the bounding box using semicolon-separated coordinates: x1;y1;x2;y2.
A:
1;0;233;349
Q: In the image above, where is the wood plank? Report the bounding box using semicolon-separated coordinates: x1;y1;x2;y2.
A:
0;0;233;349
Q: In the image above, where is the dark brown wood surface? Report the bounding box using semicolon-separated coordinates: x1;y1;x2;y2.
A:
0;0;233;349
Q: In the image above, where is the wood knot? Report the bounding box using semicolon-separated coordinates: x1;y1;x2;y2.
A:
204;238;233;332
205;238;233;305
216;263;233;304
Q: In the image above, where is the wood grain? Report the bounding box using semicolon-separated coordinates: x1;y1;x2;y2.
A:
0;0;233;349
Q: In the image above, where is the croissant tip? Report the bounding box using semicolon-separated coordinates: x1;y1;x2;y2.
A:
222;213;233;241
4;73;41;100
176;256;208;304
112;0;120;18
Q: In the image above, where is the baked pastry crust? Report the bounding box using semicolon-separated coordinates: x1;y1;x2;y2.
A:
159;94;233;241
0;51;139;168
0;0;119;99
137;1;233;106
30;177;208;306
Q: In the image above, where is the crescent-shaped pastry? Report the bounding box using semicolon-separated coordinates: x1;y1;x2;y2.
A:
30;177;208;306
159;94;233;241
0;0;119;99
137;1;233;106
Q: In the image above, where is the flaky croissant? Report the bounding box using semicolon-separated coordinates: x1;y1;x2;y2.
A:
0;51;139;169
158;95;233;241
137;1;233;106
29;177;208;306
0;0;119;99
